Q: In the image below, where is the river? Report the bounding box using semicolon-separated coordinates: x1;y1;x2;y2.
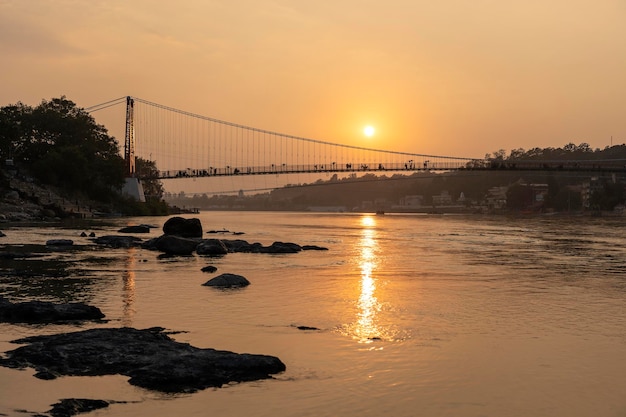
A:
1;212;626;417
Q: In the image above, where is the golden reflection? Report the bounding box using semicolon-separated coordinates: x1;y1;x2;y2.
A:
122;247;137;326
354;216;382;344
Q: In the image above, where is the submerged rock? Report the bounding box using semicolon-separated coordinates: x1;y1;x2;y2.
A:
260;242;302;253
118;225;151;234
203;273;250;288
163;216;203;238
0;297;105;324
92;235;143;248
0;327;285;393
46;239;74;246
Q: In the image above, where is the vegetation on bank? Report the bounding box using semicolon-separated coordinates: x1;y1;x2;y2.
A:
0;96;167;216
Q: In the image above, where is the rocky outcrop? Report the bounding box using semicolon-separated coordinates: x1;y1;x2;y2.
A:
163;216;203;238
203;273;250;288
0;327;285;393
0;297;105;323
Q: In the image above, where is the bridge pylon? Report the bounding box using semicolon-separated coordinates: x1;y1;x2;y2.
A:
122;96;145;202
124;96;135;176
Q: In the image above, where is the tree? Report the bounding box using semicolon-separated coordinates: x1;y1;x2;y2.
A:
0;96;125;201
136;157;164;200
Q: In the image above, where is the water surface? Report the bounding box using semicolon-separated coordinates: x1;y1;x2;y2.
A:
1;212;625;416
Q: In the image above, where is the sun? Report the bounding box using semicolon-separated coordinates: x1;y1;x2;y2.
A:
363;125;375;137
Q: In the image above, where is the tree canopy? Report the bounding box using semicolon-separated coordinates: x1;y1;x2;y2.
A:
0;96;126;201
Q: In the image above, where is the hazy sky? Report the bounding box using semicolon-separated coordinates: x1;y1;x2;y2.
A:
1;0;625;159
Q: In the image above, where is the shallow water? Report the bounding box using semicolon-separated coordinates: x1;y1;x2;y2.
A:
1;212;626;416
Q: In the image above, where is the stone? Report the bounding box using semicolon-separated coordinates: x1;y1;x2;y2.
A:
163;216;203;238
118;225;151;234
196;239;228;255
302;245;329;251
48;398;109;417
93;235;143;248
153;234;199;255
0;297;105;323
203;273;250;288
0;230;5;238
260;241;302;253
201;265;218;273
46;239;74;246
0;327;285;393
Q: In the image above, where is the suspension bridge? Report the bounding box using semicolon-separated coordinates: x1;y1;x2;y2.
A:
87;96;626;193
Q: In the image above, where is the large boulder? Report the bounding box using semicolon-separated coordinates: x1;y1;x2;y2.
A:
0;297;105;323
153;234;199;255
0;327;285;393
203;273;250;288
163;217;203;238
196;239;228;256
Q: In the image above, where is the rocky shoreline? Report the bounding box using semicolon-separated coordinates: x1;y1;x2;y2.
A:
0;215;326;416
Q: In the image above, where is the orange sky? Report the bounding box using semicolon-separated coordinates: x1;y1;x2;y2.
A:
1;0;625;159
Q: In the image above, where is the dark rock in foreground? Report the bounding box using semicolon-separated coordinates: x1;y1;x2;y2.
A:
49;398;109;417
203;273;250;288
0;297;105;324
118;225;151;234
163;216;203;238
0;327;285;393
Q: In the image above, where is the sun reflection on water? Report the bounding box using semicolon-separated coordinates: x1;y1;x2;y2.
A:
353;215;383;344
122;248;137;326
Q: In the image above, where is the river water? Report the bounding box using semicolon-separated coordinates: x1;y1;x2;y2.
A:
1;212;626;417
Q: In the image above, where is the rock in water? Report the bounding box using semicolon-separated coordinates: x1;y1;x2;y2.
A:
153;235;199;255
196;239;228;255
0;297;105;323
46;239;74;246
163;216;203;238
203;273;250;288
118;225;151;234
48;399;109;417
0;327;285;393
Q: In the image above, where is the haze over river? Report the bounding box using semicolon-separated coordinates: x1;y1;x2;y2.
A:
1;212;626;416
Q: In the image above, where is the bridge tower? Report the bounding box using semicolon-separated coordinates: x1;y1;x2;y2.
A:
121;96;145;202
124;96;136;176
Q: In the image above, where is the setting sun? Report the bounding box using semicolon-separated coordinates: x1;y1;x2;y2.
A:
364;125;375;137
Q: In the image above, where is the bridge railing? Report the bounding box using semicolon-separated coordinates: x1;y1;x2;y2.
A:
150;158;626;179
153;160;473;179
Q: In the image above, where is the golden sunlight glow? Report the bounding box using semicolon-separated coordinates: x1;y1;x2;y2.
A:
123;248;137;327
355;225;381;344
363;125;375;137
361;215;376;228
